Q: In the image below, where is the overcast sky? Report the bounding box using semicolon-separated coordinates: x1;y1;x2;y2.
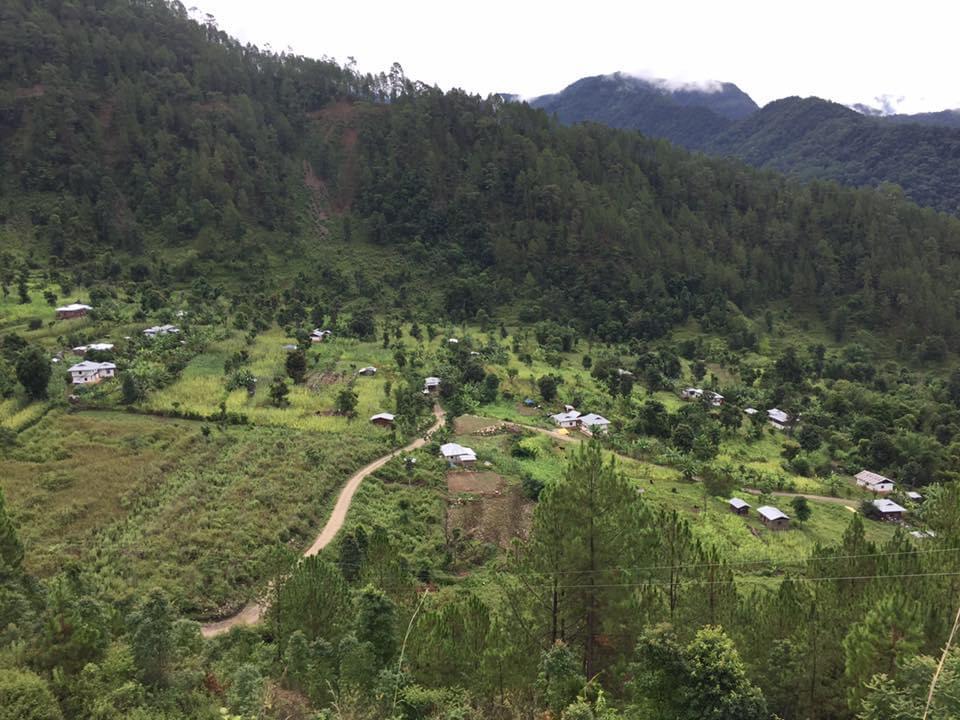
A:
191;0;960;114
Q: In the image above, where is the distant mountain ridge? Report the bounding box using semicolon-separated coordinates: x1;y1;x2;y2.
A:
529;73;757;148
525;74;960;213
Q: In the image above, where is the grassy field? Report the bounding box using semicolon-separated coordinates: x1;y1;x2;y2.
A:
0;409;393;616
447;425;898;572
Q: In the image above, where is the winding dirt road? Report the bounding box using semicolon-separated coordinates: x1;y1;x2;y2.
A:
201;406;445;638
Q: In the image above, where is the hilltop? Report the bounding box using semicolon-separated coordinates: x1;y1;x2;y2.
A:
526;75;960;213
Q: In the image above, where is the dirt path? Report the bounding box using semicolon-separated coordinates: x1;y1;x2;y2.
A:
744;488;858;508
201;406;445;638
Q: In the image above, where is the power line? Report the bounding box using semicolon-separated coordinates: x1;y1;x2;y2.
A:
495;569;960;592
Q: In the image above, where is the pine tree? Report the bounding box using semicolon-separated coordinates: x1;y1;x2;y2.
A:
0;488;23;578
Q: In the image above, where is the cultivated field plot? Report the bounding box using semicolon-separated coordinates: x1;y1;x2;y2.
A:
0;409;391;616
446;471;533;548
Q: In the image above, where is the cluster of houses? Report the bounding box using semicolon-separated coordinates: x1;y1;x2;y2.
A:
727;497;792;530
681;387;725;407
742;407;792;430
550;406;611;436
143;324;179;338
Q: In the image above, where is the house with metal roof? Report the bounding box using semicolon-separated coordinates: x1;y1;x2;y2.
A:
550;410;581;429
856;470;895;494
757;505;790;530
872;498;906;522
67;360;116;385
579;413;610;436
767;408;790;430
440;442;477;466
728;497;751;515
370;412;395;427
56;303;92;319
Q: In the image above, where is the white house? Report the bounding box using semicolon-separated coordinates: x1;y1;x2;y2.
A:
424;376;441;393
705;391;724;407
357;366;377;376
757;505;790;530
68;361;116;385
579;413;611;436
767;408;790;430
744;407;759;416
73;342;114;355
551;410;581;429
856;470;895;494
440;442;477;466
143;324;179;338
906;491;924;502
681;387;703;400
310;329;332;343
56;303;92;320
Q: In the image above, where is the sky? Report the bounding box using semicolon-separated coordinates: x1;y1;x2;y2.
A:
191;0;960;114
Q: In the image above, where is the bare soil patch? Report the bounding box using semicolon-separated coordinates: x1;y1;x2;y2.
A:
308;371;345;388
516;403;539;416
447;483;533;548
453;415;503;435
447;471;503;495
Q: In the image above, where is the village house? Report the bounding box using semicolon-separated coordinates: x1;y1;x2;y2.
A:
370;412;395;427
357;366;377;376
440;442;477;466
855;470;895;494
579;413;611;436
424;376;441;393
681;387;703;400
72;342;114;356
143;324;179;338
744;407;759;416
757;505;790;530
767;408;790;430
310;329;332;343
705;391;724;407
906;491;924;502
55;303;92;320
872;498;907;522
728;497;751;516
551;409;581;429
68;360;116;385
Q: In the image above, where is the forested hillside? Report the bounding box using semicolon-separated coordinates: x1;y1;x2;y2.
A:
529;72;757;147
6;1;960;351
528;77;960;214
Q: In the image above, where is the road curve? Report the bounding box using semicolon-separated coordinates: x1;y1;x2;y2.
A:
201;406;445;638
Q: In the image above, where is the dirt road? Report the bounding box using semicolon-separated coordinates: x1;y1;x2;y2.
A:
744;488;859;508
200;406;445;638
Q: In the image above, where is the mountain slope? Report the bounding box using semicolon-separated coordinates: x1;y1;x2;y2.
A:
3;2;960;348
707;97;960;213
529;73;757;148
525;74;960;214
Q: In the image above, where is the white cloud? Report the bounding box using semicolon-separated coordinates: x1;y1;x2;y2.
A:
190;0;960;113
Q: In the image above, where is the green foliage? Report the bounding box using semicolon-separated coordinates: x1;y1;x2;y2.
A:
0;487;24;577
272;556;350;644
129;588;174;687
0;669;62;720
537;642;586;716
15;346;52;400
630;624;767;720
790;496;812;525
